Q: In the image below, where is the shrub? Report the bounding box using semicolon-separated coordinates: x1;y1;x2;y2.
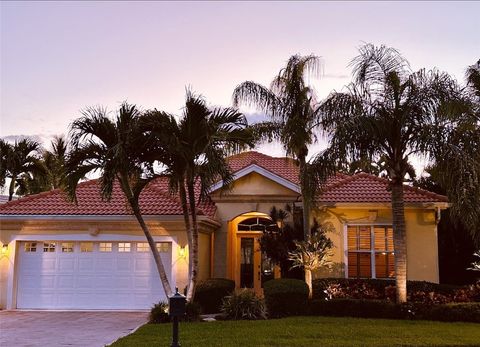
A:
263;278;309;317
221;289;267;320
149;301;170;323
308;299;403;319
195;278;235;313
420;303;480;323
183;301;201;322
312;278;465;303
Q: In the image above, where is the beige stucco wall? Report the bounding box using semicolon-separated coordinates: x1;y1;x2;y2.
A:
210;172;301;278
311;206;439;283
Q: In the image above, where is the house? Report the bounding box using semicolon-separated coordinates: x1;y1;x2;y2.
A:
0;151;448;310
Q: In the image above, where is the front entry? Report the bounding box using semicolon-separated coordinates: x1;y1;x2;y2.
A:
233;215;277;294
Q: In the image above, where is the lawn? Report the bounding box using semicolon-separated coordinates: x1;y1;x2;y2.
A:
110;316;480;347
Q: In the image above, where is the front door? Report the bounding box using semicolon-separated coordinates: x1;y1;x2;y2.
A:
236;235;275;294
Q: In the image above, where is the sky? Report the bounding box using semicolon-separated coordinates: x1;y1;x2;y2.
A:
1;1;479;159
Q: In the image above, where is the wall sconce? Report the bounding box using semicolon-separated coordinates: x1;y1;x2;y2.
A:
1;244;8;255
178;246;187;259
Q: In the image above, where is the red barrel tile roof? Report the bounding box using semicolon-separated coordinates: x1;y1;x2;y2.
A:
0;152;446;216
0;177;216;217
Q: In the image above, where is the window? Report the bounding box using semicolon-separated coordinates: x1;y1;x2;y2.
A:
156;242;170;253
347;225;395;279
43;242;56;253
137;242;149;252
24;242;37;252
118;242;131;252
99;242;112;252
61;242;74;253
80;242;93;252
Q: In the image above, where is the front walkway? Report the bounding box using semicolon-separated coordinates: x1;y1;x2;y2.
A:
0;311;148;347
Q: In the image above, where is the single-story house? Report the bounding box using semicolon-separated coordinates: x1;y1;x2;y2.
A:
0;151;448;310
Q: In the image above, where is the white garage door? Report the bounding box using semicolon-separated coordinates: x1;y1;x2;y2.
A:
17;241;172;310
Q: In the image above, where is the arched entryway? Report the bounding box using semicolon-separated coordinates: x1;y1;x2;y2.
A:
230;212;280;294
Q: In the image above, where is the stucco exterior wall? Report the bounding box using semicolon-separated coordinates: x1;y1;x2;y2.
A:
311;206;439;283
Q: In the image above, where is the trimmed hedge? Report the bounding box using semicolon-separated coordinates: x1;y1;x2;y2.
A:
308;299;403;319
307;298;480;323
421;303;480;323
194;278;235;313
263;279;309;317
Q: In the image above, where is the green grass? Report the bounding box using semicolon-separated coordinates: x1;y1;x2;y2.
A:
111;316;480;347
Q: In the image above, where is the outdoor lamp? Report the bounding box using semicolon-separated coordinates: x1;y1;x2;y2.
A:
178;246;187;259
169;287;186;347
1;244;7;255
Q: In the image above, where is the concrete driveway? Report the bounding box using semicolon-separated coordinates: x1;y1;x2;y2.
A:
0;311;148;347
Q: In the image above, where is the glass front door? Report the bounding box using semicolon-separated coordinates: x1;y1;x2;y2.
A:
240;238;254;288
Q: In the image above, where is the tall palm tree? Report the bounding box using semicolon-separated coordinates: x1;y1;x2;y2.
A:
65;103;172;297
233;54;323;239
142;90;253;301
0;138;44;201
316;44;467;303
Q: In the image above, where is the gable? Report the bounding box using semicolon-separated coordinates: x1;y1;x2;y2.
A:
210;172;300;197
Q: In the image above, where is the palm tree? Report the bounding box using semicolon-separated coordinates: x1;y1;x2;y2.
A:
16;136;68;195
316;44;467;303
0;138;45;201
141;90;253;301
233;54;322;239
65;103;172;297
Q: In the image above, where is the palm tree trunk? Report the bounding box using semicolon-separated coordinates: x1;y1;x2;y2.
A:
391;182;408;303
118;178;172;297
305;268;313;299
8;177;15;201
185;175;199;302
299;157;310;240
178;181;194;300
130;198;173;297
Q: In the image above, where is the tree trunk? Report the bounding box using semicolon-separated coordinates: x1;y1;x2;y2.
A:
299;157;310;240
8;176;15;201
305;268;313;299
118;178;172;297
391;182;408;303
178;181;194;299
185;175;199;302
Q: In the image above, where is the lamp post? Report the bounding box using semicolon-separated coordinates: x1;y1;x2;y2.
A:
169;287;186;347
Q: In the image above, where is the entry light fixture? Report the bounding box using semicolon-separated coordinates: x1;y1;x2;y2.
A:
1;244;8;254
178;246;187;259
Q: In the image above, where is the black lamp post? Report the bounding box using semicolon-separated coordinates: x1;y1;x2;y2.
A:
169;287;186;347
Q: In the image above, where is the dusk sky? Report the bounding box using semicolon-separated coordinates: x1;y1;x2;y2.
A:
1;1;479;158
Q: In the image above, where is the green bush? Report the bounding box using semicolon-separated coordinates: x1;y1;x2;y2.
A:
419;303;480;323
149;301;170;323
221;289;267;320
183;301;201;322
263;279;309;317
195;278;235;313
308;299;403;319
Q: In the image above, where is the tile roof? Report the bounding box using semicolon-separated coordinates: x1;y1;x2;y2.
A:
227;151;447;204
0;177;216;218
318;172;447;203
0;152;447;216
227;151;300;184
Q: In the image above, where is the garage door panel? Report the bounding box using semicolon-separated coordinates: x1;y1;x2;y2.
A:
17;240;172;309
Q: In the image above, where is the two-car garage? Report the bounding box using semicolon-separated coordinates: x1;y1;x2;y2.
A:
16;240;172;310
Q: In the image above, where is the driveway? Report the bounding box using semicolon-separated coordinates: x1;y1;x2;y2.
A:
0;311;148;347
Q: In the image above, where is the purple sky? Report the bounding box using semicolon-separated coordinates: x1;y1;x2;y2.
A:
1;1;479;157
